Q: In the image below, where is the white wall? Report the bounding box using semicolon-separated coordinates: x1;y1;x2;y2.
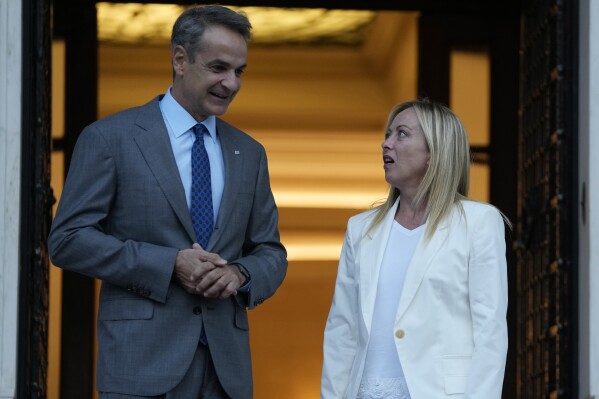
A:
0;0;21;398
579;0;599;397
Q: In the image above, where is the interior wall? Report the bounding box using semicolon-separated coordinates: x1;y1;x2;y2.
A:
450;49;491;202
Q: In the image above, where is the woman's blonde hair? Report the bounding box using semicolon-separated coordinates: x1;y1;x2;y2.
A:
369;99;471;239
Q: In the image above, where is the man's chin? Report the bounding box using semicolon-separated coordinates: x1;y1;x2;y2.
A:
209;104;230;116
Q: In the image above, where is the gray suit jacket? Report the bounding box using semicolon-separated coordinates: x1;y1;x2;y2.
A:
48;96;288;398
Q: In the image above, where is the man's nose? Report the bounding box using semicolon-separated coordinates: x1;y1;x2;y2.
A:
221;70;240;91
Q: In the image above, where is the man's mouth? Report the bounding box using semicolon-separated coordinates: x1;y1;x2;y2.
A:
210;91;230;100
383;155;395;165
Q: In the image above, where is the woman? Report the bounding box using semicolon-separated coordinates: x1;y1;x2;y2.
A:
321;99;509;399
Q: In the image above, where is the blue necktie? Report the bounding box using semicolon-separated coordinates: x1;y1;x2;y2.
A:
190;124;214;248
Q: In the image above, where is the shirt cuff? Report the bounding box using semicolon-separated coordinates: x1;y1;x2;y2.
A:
233;263;251;293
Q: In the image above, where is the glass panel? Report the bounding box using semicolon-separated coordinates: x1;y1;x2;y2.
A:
51;40;65;140
450;48;490;146
470;163;490;203
450;48;490;202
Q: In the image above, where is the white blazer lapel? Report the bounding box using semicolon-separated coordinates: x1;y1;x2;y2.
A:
359;198;399;333
395;208;453;320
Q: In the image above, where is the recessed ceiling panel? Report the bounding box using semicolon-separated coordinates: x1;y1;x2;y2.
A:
97;3;375;46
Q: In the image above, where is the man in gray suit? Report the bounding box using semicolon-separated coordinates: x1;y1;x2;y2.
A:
48;5;287;398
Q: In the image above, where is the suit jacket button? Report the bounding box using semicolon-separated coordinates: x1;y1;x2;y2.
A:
395;329;405;339
193;306;202;315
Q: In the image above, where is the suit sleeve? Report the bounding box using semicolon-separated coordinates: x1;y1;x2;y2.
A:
48;125;176;303
465;207;509;398
321;220;360;399
230;146;288;309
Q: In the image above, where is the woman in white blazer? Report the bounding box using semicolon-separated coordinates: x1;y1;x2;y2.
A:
321;100;509;399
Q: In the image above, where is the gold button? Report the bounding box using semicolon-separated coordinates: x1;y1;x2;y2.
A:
395;329;405;339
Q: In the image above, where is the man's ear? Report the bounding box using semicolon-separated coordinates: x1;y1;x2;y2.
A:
172;45;188;76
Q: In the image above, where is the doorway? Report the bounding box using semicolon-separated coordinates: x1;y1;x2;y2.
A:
48;2;521;398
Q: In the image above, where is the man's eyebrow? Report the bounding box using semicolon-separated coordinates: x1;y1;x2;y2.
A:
206;59;247;69
206;58;229;65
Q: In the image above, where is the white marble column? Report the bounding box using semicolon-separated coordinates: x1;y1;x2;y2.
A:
0;0;21;398
579;0;599;397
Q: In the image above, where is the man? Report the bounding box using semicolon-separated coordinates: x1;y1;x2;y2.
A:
48;5;287;398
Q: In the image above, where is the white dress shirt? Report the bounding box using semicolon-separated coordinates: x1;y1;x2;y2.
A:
159;88;225;224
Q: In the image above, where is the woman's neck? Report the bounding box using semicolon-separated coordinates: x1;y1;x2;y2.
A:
395;195;427;230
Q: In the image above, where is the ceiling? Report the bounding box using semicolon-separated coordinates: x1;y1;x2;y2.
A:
97;3;376;46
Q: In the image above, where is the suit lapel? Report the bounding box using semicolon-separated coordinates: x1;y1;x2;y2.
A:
395;208;452;320
359;198;399;333
208;119;242;247
132;97;196;242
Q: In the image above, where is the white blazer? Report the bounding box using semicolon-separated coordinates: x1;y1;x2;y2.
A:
321;198;508;399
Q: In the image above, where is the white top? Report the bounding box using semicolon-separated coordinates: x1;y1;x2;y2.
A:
362;221;425;379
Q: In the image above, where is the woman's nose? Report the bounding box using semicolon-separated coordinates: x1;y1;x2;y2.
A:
381;136;391;149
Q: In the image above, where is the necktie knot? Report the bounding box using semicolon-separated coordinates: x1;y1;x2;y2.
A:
193;123;209;140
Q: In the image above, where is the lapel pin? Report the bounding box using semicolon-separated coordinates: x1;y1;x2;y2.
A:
234;150;240;155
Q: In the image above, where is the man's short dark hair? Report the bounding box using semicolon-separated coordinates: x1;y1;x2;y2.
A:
171;5;252;62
